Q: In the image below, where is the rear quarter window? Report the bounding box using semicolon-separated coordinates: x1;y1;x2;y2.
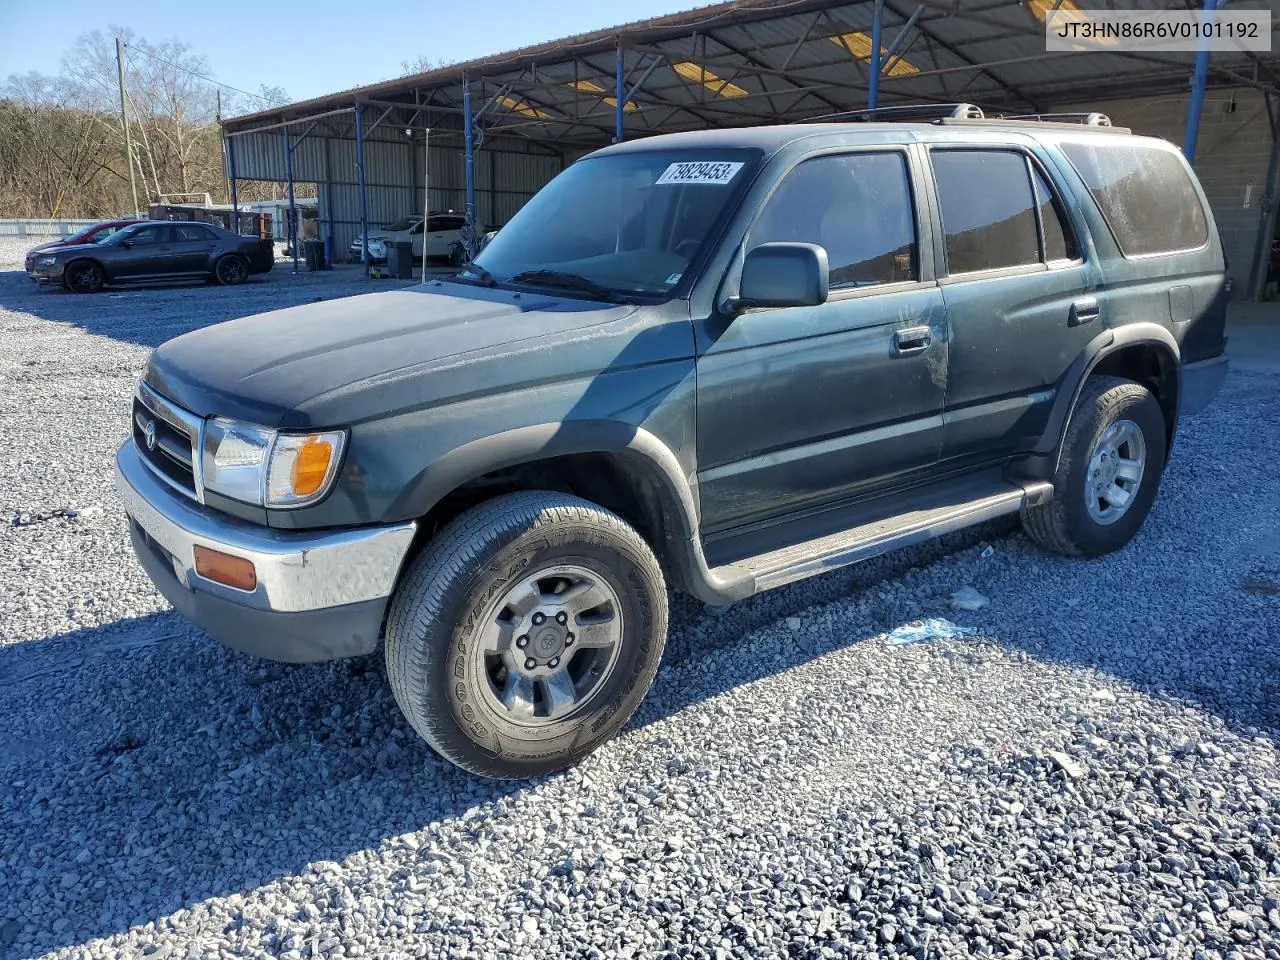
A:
1059;141;1208;257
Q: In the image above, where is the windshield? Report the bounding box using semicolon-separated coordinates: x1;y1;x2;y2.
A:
67;224;110;244
471;149;760;298
383;217;420;232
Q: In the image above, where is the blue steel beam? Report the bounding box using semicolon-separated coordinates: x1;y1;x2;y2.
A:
282;126;299;274
869;0;885;110
226;136;239;234
464;77;476;250
615;46;625;143
354;101;370;277
1183;0;1221;162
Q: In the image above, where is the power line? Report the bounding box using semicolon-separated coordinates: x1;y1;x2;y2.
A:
120;41;287;109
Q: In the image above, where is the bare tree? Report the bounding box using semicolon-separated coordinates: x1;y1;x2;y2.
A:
0;27;291;217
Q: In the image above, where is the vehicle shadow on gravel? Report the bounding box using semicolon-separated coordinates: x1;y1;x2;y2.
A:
0;515;1024;956
0;267;410;350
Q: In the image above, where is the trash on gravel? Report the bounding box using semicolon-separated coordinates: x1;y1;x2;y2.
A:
1242;575;1280;596
1091;688;1118;702
1046;750;1087;779
950;586;990;611
885;618;977;645
980;544;995;559
11;504;103;526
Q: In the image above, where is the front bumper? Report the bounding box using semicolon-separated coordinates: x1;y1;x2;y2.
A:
28;262;62;284
115;442;416;662
1180;354;1229;417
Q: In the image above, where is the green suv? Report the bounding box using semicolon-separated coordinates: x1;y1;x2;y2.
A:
116;111;1228;778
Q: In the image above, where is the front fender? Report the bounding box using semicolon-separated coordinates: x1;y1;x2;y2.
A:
388;421;754;605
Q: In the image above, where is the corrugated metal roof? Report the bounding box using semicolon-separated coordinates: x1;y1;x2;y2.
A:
223;0;1280;147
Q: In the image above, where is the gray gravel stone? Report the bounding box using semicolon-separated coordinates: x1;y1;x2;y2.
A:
0;260;1278;960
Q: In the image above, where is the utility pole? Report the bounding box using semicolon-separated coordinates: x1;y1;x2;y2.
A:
217;90;229;202
115;38;140;217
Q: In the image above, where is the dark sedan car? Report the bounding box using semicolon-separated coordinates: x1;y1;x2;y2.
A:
24;219;140;277
29;221;273;292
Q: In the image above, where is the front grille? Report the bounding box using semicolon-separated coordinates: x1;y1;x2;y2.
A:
133;383;203;502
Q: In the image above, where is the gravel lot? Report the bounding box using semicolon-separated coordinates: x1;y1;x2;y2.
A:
1;242;1278;960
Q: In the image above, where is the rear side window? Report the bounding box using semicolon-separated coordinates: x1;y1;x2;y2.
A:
931;150;1041;273
1031;166;1077;262
1059;142;1208;256
749;151;917;289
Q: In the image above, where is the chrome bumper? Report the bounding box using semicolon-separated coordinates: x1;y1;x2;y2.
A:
115;441;416;661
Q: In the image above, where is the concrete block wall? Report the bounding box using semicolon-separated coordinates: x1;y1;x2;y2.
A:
1063;88;1273;285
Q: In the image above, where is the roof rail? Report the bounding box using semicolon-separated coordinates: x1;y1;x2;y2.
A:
1001;112;1113;127
800;102;985;124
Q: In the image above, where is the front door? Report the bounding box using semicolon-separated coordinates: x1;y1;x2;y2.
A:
925;146;1097;469
695;148;947;535
109;224;173;281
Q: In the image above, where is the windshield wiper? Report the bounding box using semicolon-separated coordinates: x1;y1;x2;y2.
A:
455;263;496;287
507;269;624;303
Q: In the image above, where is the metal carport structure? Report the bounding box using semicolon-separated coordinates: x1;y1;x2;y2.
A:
221;0;1280;295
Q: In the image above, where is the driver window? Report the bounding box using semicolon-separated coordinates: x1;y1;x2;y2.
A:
748;152;918;289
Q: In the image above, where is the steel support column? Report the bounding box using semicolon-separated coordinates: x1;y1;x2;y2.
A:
355;101;370;277
464;76;477;246
283;126;299;274
1248;95;1280;299
615;45;626;143
1184;0;1221;162
869;0;885;111
226;136;240;234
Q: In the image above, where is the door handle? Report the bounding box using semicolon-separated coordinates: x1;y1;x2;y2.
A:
892;325;932;356
1070;296;1100;326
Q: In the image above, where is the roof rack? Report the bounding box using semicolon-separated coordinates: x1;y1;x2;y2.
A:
1000;112;1113;127
800;102;985;124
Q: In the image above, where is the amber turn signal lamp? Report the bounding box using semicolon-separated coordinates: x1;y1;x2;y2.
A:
290;438;335;497
193;545;258;591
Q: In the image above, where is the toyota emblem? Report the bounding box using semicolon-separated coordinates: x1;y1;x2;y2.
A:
144;419;158;452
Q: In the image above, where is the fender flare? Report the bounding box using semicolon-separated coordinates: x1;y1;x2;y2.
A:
1034;322;1181;470
389;421;753;606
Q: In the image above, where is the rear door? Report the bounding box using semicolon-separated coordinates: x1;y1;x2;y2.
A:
925;144;1098;469
695;146;947;534
426;216;464;258
171;224;218;275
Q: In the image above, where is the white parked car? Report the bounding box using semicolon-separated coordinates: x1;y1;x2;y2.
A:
348;213;474;264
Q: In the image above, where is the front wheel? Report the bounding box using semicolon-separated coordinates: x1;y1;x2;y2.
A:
65;260;104;293
385;491;668;779
1021;375;1167;557
215;255;249;285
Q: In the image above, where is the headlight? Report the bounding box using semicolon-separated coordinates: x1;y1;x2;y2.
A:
36;255;56;266
201;417;345;508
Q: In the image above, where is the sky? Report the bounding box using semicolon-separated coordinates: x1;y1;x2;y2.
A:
0;0;683;106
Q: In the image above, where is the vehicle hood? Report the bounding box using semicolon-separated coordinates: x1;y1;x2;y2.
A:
33;241;100;258
144;284;651;429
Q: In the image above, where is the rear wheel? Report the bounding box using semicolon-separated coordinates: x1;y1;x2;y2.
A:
64;260;104;293
385;491;668;779
215;255;249;285
1021;375;1167;556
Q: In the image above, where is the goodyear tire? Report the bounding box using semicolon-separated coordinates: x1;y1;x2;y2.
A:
1021;375;1167;557
385;491;668;779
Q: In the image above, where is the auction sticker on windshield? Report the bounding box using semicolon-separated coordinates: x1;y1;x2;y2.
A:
656;161;744;185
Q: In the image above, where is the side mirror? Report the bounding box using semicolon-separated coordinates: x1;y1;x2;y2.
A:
121;238;133;248
730;242;828;313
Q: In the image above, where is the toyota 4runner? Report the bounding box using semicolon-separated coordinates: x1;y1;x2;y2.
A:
116;109;1229;778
